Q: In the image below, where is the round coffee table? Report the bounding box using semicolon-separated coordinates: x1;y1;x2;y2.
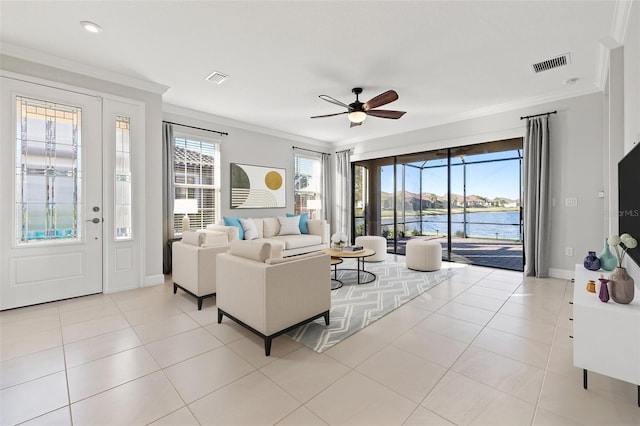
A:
330;257;343;290
323;248;377;284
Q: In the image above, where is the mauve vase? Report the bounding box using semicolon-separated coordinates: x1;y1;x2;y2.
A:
598;238;617;271
609;267;635;304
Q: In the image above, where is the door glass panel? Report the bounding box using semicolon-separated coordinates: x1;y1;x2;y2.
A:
380;164;394;245
16;97;82;243
115;116;132;239
353;165;367;238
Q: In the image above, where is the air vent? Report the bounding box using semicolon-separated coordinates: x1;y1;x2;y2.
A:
205;71;229;84
531;53;571;73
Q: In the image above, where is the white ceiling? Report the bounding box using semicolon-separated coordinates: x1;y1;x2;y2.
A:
0;1;627;145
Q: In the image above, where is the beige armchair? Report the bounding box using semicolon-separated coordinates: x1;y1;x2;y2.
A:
172;230;229;310
216;240;331;355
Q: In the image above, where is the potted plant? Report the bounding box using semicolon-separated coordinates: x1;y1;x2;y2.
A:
331;232;348;251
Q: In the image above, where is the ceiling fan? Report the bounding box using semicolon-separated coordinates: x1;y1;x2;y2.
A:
311;87;406;127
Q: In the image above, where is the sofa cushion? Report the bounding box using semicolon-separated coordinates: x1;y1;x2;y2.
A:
262;217;280;237
228;240;271;262
268;234;322;250
265;251;324;265
202;231;227;247
181;230;206;246
286;213;309;234
223;216;244;240
239;218;259;240
278;216;301;236
251;218;265;239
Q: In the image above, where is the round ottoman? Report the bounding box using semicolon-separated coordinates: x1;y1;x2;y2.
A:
355;236;387;262
406;239;442;271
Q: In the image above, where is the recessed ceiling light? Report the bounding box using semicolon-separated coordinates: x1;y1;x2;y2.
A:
80;21;103;34
564;77;579;86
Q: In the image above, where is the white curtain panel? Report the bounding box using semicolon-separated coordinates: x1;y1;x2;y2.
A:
523;116;551;277
162;122;175;274
321;153;331;224
335;150;352;243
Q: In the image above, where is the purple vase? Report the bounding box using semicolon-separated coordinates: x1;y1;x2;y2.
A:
598;278;609;302
583;251;601;271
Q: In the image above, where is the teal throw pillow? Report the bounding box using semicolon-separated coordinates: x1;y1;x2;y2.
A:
286;212;309;234
223;216;244;240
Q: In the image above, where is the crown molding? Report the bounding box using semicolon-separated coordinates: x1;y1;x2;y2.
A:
0;43;169;95
612;0;634;43
594;0;634;90
163;103;330;148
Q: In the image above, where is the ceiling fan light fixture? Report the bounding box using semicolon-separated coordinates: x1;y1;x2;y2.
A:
348;111;367;123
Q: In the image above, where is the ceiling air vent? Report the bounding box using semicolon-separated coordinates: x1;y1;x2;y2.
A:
531;53;571;73
205;71;229;84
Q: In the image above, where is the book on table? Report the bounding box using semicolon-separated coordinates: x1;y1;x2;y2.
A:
342;245;364;253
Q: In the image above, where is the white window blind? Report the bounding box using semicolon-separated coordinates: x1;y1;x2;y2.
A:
173;135;220;233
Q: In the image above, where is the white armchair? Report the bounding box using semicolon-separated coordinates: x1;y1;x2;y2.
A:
172;230;229;310
216;240;331;355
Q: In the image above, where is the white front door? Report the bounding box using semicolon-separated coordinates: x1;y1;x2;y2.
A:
0;77;103;310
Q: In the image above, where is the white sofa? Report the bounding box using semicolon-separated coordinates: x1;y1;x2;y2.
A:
207;217;329;258
216;240;331;355
172;230;230;310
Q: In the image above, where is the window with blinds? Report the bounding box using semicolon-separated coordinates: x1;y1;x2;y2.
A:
294;153;322;216
173;135;220;234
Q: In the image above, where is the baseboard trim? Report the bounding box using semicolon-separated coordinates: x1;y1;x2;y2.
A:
144;274;165;287
549;268;574;280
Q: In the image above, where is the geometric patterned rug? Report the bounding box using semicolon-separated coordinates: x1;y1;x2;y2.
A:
286;259;455;353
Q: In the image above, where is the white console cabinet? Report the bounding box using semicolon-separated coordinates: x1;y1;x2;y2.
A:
572;265;640;406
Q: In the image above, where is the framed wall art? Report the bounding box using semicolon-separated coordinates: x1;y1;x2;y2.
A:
230;163;286;208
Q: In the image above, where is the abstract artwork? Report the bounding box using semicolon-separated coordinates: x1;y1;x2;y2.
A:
230;163;286;208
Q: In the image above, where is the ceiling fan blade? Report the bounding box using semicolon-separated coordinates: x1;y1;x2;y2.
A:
350;120;362;128
319;95;351;110
310;111;349;119
366;109;406;119
363;90;399;110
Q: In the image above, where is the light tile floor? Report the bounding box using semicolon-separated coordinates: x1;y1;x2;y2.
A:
1;257;639;425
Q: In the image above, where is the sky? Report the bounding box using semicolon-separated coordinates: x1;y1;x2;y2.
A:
380;152;521;200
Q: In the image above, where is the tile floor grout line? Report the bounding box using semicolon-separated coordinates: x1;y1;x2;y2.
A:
529;277;572;426
415;270;545;424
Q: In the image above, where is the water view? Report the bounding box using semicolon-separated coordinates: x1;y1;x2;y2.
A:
384;210;522;241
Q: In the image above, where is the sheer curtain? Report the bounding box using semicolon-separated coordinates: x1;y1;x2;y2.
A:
523;116;551;277
162;123;175;275
335;149;352;243
321;153;331;224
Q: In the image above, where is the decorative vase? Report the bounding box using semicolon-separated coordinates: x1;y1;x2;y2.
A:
586;280;596;293
333;242;345;251
608;267;635;304
598;277;610;302
583;251;601;271
598;239;617;271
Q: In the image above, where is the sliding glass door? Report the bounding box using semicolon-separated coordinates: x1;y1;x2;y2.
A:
353;139;524;271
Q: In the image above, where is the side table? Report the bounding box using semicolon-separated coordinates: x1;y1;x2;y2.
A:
573;264;640;406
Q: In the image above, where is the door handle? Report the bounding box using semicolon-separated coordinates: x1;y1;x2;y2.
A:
87;218;101;223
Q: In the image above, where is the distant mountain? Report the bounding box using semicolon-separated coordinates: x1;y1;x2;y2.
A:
379;191;520;208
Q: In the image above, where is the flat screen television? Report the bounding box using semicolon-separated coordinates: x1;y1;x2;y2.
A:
618;142;640;266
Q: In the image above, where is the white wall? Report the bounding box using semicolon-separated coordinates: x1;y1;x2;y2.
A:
620;0;640;281
350;93;605;278
0;54;165;286
624;0;640;155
